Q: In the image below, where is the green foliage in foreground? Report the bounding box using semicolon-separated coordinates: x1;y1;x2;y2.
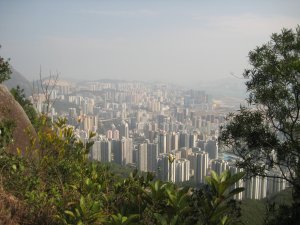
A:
0;47;11;83
0;119;15;149
11;85;38;127
241;199;265;225
0;117;245;225
219;26;300;224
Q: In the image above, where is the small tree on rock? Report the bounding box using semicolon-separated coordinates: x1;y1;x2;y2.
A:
0;46;11;83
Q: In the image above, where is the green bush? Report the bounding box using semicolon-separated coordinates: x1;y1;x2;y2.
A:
0;116;245;225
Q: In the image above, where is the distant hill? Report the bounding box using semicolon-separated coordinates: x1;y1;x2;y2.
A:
3;67;32;96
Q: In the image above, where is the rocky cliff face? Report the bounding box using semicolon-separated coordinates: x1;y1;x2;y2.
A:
0;84;37;155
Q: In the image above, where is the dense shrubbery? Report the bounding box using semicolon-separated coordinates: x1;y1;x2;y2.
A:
0;116;245;225
10;85;38;127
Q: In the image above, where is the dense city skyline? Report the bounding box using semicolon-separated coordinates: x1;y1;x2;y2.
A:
25;78;286;200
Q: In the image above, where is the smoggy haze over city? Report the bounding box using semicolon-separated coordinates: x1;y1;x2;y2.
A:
0;0;299;87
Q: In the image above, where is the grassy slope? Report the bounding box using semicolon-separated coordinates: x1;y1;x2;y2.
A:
241;199;266;225
241;188;293;225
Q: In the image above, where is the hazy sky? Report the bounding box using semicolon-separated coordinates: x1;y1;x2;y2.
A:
0;0;299;86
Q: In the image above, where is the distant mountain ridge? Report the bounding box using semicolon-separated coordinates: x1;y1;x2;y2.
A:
3;67;32;96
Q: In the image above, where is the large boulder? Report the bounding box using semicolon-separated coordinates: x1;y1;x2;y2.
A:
0;84;37;155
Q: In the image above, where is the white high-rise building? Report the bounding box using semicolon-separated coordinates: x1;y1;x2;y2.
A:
81;99;88;115
267;171;287;196
138;143;148;172
86;98;95;114
100;139;112;162
90;140;100;161
124;137;133;165
175;158;190;183
113;129;120;140
166;133;172;153
82;115;98;132
119;120;129;138
228;164;244;200
80;97;94;115
179;132;189;148
189;131;198;148
106;130;113;139
211;159;228;175
112;139;122;164
147;142;159;172
90;139;111;162
259;176;268;199
205;140;218;160
244;176;267;199
194;151;209;184
112;137;133;165
159;132;167;153
181;147;192;159
157;153;176;182
171;132;179;150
